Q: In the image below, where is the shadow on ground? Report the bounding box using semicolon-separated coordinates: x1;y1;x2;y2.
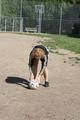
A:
5;76;30;89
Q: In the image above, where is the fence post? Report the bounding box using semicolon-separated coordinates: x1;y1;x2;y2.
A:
20;0;23;32
5;18;7;32
20;17;23;32
38;8;42;33
12;18;14;32
59;3;63;35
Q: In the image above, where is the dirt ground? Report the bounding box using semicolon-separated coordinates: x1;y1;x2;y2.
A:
0;33;80;120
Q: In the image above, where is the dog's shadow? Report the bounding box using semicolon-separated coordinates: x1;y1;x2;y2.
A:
5;76;30;89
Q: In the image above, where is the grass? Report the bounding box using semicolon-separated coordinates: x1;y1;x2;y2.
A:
17;32;80;54
41;34;80;54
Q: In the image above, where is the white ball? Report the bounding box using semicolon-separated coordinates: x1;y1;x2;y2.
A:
28;80;39;89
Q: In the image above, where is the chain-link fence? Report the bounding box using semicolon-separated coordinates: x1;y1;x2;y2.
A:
0;1;80;35
0;16;23;32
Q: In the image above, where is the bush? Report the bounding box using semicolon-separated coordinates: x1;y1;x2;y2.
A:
71;23;80;37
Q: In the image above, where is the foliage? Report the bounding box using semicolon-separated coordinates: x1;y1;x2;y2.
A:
1;0;79;16
28;0;80;4
71;23;80;37
2;0;20;16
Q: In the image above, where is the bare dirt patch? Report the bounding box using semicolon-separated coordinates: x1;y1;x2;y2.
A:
0;33;80;120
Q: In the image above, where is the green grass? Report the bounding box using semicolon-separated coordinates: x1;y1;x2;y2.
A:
17;33;80;54
42;34;80;54
54;35;80;53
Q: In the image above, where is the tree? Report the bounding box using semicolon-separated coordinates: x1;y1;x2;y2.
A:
28;0;80;4
2;0;20;16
